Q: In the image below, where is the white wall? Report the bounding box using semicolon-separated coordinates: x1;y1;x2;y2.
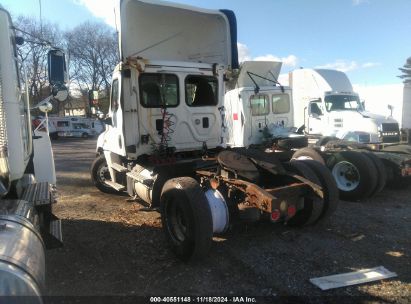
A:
403;83;411;129
353;83;404;127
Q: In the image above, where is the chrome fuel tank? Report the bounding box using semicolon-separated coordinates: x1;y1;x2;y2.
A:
0;199;44;302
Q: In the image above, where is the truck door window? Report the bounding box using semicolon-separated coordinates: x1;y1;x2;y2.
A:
185;75;218;107
139;73;179;108
110;79;119;112
309;102;323;116
250;94;269;116
272;94;290;114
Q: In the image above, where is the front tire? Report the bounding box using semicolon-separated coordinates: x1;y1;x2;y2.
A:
90;155;117;194
160;177;213;262
326;151;378;201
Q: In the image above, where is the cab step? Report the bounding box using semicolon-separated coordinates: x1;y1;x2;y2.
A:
126;171;154;186
111;163;128;173
42;216;63;249
104;180;126;191
22;182;55;206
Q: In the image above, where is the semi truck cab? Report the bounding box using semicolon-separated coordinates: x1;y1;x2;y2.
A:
290;68;401;144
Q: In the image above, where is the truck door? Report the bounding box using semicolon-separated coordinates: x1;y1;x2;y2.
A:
306;100;324;135
248;94;269;144
138;73;222;152
104;76;125;156
271;93;292;127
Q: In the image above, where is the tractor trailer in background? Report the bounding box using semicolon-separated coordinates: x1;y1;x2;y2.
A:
91;0;338;262
0;6;66;300
289;68;401;144
223;62;411;201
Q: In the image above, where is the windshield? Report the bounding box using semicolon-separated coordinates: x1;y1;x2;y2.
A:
324;95;362;112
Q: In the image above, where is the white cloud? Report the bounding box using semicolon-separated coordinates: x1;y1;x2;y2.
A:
362;62;380;68
238;42;298;67
237;42;252;62
254;54;298;67
72;0;116;27
315;60;380;72
352;0;370;6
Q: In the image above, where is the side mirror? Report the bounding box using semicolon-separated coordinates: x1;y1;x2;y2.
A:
39;102;53;113
52;85;69;102
103;117;112;126
48;49;68;86
388;104;394;117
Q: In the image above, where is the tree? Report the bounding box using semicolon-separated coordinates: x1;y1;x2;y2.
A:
14;17;63;110
398;57;411;83
65;22;118;116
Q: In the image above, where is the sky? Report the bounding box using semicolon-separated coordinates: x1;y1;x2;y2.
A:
1;0;411;87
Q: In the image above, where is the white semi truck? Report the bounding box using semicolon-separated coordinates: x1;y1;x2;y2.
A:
0;6;66;300
223;62;411;201
290;68;401;144
224;61;297;148
91;0;338;261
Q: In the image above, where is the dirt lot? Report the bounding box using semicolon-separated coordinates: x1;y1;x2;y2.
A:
45;137;410;303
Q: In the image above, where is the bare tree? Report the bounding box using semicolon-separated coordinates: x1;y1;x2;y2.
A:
14;16;63;113
399;57;411;83
65;22;118;116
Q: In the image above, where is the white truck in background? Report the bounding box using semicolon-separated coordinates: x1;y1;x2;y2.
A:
91;0;338;262
289;68;401;144
48;116;98;138
0;6;66;300
224;62;411;201
224;61;297;148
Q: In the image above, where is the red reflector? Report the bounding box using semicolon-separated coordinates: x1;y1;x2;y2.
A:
288;206;297;217
270;209;281;222
233;113;238;120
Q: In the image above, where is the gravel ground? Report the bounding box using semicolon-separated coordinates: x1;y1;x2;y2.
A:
45;137;411;303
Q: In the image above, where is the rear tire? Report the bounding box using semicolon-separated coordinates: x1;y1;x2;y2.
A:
299;160;339;223
315;136;338;147
292;147;325;165
361;152;387;195
160;177;213;262
285;161;324;226
277;136;308;150
90;155;117;194
326;151;378;201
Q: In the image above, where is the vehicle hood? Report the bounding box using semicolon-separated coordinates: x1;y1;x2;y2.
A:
358;110;397;124
236;61;282;88
328;110;398;136
117;0;236;67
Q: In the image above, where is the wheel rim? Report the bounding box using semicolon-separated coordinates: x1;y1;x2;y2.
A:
332;161;360;191
98;163;110;183
166;200;187;243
